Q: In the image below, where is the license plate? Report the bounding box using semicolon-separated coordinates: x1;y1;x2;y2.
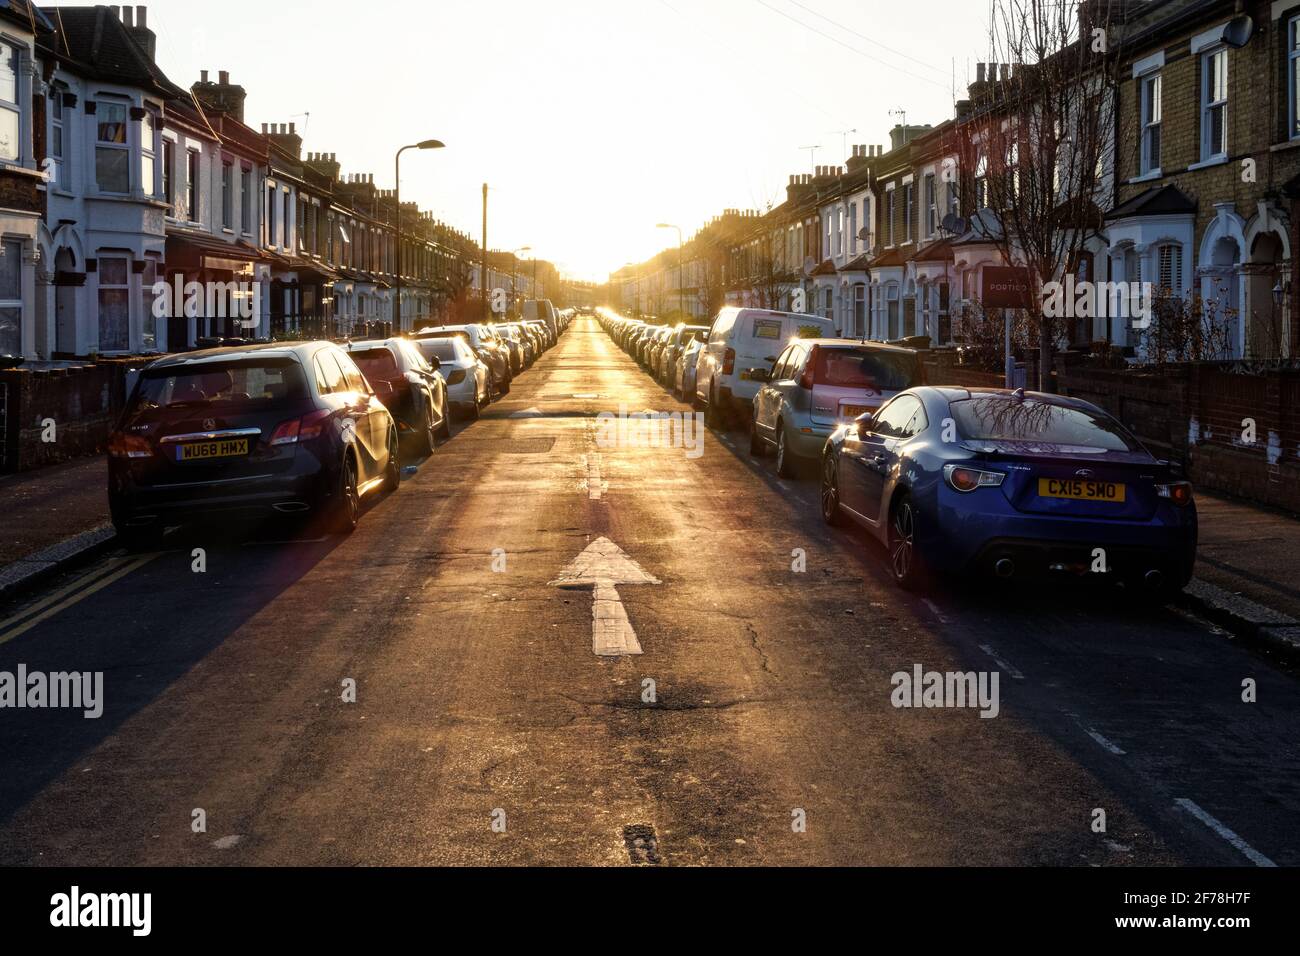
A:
841;405;871;418
1037;477;1125;502
177;438;249;461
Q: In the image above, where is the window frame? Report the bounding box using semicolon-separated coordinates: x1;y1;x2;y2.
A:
95;99;131;194
1140;72;1162;174
1200;46;1228;162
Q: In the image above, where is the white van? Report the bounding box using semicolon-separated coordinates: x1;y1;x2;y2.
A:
694;308;835;424
523;299;559;339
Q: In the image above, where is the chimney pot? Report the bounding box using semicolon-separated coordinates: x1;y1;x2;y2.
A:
200;70;209;84
219;70;229;85
123;7;134;27
289;122;296;134
976;62;986;83
137;6;147;28
109;6;120;21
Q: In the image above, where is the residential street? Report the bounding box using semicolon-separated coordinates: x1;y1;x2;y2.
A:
0;315;1295;867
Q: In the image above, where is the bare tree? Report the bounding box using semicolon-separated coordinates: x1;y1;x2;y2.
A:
960;0;1132;389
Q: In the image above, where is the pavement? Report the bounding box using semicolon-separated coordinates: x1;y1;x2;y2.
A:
0;316;1297;866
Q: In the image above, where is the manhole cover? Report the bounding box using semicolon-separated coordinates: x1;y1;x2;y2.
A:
501;438;557;454
622;823;660;865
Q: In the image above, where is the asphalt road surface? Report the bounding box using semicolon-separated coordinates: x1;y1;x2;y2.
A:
1;315;1296;866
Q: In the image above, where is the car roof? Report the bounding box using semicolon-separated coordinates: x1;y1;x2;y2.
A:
142;341;323;370
794;338;920;352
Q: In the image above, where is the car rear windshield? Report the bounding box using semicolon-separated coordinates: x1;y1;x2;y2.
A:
814;348;921;390
350;349;401;381
422;340;459;362
137;359;307;410
950;397;1140;451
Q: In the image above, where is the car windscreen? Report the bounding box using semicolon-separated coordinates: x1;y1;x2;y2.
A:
136;358;307;410
814;348;920;390
350;349;401;382
949;397;1140;451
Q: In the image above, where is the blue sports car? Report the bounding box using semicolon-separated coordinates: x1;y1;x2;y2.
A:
819;386;1198;596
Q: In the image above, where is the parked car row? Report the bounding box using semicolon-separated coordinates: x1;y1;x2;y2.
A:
107;302;573;547
598;307;1198;601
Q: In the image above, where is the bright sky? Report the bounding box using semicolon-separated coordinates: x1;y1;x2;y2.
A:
139;0;994;281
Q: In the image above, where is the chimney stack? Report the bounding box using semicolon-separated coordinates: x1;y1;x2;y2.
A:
125;6;156;61
193;69;248;123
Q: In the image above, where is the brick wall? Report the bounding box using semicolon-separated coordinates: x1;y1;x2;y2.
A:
0;362;133;472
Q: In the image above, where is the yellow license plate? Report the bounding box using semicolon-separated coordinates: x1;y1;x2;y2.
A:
842;405;871;418
1037;477;1125;502
177;438;249;461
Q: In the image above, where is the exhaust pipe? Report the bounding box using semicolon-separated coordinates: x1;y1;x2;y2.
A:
994;558;1016;579
272;502;310;513
1144;569;1165;589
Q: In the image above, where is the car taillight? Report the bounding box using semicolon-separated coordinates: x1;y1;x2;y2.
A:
1156;481;1193;506
270;409;331;446
107;431;152;459
944;463;1005;492
798;366;814;390
723;348;736;375
446;369;466;385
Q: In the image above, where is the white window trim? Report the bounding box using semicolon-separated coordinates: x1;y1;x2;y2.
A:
1191;22;1233;54
1140;72;1162;175
1131;50;1165;79
1200;46;1228;162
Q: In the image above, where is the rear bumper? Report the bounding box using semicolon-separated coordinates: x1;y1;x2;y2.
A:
109;457;332;527
784;422;835;459
925;494;1198;581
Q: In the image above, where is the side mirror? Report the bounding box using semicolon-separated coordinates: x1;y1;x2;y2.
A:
426;356;441;372
855;412;874;439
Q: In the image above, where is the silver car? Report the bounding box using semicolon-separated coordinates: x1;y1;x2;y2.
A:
674;337;704;400
748;340;924;478
411;334;490;421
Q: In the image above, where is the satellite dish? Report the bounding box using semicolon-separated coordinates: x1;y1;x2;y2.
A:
941;213;968;236
857;227;871;242
801;256;816;277
1223;14;1253;48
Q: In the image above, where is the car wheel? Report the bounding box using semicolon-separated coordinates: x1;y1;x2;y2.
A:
775;424;797;478
383;428;401;492
704;382;723;428
749;413;767;457
820;455;844;526
436;400;453;443
888;494;927;591
420;403;437;455
330;454;360;535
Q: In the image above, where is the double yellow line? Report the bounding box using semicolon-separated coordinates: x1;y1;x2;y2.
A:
0;553;158;647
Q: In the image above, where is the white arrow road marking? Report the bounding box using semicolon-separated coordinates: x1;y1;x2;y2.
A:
581;454;607;500
550;537;660;657
509;407;543;418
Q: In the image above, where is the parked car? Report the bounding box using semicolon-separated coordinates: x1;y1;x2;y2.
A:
674;337;705;400
818;386;1198;596
411;334;490;420
659;325;708;384
108;342;400;547
346;338;450;454
749;340;924;477
695;308;836;427
414;325;510;398
523;299;560;339
490;324;526;374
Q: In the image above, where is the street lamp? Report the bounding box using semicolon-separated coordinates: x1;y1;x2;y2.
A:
393;139;445;334
656;223;684;320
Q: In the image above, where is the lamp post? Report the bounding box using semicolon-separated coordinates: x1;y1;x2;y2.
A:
393;139;444;334
656;223;684;320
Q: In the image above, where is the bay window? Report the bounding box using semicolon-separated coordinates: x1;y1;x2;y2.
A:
96;101;130;193
0;40;19;163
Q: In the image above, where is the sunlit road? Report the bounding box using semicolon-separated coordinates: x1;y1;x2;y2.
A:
1;316;1297;866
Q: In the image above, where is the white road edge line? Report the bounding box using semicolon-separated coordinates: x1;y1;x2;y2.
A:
1174;797;1277;867
922;598;950;625
977;643;1024;679
1083;728;1126;756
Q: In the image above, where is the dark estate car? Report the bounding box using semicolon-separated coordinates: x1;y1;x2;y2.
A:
108;342;400;548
